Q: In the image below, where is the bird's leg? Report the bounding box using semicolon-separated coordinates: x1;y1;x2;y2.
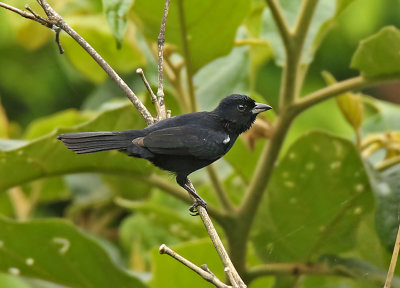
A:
185;182;207;216
177;176;207;216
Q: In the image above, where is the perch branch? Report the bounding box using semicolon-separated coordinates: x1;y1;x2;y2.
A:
136;68;162;120
157;0;171;119
159;244;230;288
187;181;246;288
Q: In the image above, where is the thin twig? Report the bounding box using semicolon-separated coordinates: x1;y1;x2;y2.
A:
376;156;400;172
157;0;171;119
187;181;247;288
136;68;161;120
225;268;239;288
159;244;230;288
384;223;400;288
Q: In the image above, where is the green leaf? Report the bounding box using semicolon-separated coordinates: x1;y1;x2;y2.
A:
132;0;250;72
0;273;32;288
0;102;153;192
102;0;134;48
351;26;400;77
262;1;355;65
362;99;400;134
302;255;400;288
252;131;374;262
0;217;147;288
150;239;224;288
61;16;144;83
369;164;400;251
194;44;250;111
24;109;94;140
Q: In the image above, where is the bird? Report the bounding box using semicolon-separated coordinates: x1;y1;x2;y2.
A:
57;94;272;214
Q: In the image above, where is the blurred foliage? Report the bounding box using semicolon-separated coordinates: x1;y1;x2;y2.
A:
0;0;400;288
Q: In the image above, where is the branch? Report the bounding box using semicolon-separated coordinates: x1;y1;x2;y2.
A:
294;75;400;115
159;244;230;288
141;174;225;223
187;181;246;288
157;0;171;119
292;0;319;52
246;262;337;280
265;0;292;50
376;156;400;172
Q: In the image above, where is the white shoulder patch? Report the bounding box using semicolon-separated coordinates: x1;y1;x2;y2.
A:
223;136;230;144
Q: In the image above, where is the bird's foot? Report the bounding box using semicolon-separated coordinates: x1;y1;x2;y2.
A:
189;198;207;216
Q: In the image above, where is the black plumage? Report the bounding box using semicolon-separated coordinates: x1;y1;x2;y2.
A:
57;94;272;213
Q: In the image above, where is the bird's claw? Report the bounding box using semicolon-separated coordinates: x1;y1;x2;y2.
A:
189;198;207;216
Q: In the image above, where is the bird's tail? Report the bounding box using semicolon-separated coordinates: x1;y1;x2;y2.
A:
57;131;135;154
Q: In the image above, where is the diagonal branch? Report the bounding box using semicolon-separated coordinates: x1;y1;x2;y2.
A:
265;0;292;51
159;244;230;288
294;75;400;115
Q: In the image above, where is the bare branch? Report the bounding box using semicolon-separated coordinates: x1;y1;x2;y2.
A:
187;181;247;288
159;244;230;288
157;0;171;119
225;268;239;288
136;68;162;120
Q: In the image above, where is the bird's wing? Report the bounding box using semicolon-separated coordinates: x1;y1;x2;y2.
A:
142;127;230;159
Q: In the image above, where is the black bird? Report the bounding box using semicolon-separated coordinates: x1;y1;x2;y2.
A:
57;94;272;213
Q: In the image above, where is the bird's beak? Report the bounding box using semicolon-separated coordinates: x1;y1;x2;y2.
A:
251;103;272;114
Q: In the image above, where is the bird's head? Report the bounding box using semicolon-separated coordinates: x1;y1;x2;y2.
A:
213;94;272;134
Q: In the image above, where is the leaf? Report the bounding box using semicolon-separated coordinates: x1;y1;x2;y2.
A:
322;71;364;130
102;0;134;48
132;0;250;72
262;1;355;66
0;273;31;288
351;26;400;77
302;255;400;288
150;239;224;288
0;102;153;192
362;99;400;134
194;44;250;111
0;217;147;288
24;109;94;140
61;16;144;83
369;163;400;252
252;131;374;262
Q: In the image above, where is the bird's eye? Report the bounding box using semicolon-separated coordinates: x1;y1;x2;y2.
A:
237;104;246;112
